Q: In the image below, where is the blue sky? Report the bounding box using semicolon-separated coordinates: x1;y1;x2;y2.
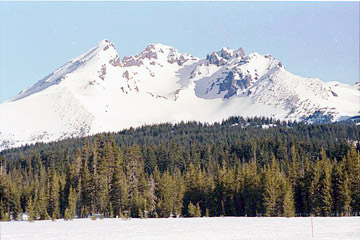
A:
0;1;359;103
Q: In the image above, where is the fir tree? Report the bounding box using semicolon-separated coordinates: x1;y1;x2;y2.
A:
195;202;202;217
243;159;261;216
342;172;352;216
37;188;50;220
27;197;36;222
263;157;283;217
47;169;60;219
67;186;77;220
282;180;295;217
110;149;125;217
344;146;360;215
187;202;196;217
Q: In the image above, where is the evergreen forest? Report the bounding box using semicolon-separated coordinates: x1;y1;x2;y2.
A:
0;117;359;221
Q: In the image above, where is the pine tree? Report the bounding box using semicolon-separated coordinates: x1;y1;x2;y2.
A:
173;169;185;217
263;157;283;217
184;163;207;216
0;203;5;221
27;197;36;222
215;162;236;216
8;181;22;220
47;169;60;219
331;163;342;215
126;144;145;217
158;170;185;217
311;151;333;216
319;155;333;216
344;146;360;215
288;145;302;215
233;165;245;216
107;202;113;218
80;161;92;217
157;171;174;217
67;186;77;220
243;159;261;216
301;157;313;216
187;202;196;217
110;149;125;217
37;188;49;220
143;176;157;217
94;138;110;215
342;172;352;216
64;208;72;221
195;202;202;217
282;179;295;217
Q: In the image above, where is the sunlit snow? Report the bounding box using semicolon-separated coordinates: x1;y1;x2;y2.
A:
1;217;359;240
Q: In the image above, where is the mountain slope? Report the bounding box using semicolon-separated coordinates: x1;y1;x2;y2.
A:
0;39;359;150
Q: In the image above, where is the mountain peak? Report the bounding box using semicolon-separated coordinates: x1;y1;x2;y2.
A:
206;46;245;66
10;39;122;101
97;39;115;50
122;43;195;67
1;40;359;150
92;39;121;67
218;47;244;59
146;43;175;50
140;43;183;59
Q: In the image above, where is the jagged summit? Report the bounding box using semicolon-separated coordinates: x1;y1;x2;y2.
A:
0;40;358;150
73;39;119;62
144;43;176;52
97;39;114;47
122;42;196;68
206;47;245;66
217;46;245;60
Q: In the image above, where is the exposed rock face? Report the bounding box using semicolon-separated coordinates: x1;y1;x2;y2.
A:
206;52;227;66
109;55;122;67
219;71;237;98
122;56;144;67
167;51;193;66
122;44;163;67
206;47;245;66
98;64;106;80
218;71;253;99
123;43;197;68
141;44;159;60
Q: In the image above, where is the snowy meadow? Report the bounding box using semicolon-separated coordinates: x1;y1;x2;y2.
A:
1;217;359;240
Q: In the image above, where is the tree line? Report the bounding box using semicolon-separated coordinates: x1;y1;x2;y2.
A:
0;117;359;220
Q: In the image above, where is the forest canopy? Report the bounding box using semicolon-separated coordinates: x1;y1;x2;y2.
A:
0;117;359;220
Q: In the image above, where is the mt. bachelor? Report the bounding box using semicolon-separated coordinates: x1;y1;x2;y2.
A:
0;39;359;150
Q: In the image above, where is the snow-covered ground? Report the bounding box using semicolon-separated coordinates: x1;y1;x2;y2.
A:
1;217;359;240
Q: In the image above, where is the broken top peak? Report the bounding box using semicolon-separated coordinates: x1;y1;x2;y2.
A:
96;39;116;51
98;39;112;45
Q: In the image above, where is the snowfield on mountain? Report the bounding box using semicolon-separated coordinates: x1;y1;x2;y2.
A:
1;217;360;240
0;39;359;150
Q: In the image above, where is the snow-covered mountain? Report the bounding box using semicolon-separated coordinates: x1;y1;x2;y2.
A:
0;39;359;150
